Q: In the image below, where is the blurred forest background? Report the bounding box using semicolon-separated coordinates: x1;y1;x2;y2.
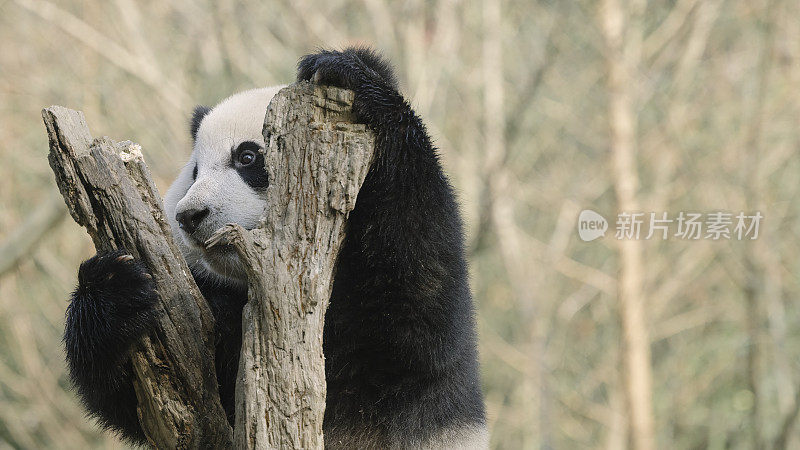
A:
1;0;799;448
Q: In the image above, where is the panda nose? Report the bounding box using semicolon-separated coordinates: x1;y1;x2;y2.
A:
176;208;209;234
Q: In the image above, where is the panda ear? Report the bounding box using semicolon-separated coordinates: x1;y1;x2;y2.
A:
190;105;211;143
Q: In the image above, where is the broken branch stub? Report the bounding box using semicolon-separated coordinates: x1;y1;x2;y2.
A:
43;107;233;449
207;82;374;449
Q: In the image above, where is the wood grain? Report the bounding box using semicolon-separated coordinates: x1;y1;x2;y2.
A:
44;107;233;449
208;82;374;449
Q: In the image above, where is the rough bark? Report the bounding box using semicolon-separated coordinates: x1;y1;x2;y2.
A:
207;82;374;449
43;107;233;448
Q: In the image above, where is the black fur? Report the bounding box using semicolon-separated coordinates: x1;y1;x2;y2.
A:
190;105;211;142
64;47;485;448
64;251;246;444
299;47;484;446
231;141;268;191
194;269;248;427
63;250;157;443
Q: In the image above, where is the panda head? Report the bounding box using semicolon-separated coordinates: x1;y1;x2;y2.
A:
164;86;284;285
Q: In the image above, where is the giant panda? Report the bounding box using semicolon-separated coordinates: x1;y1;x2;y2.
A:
64;47;487;449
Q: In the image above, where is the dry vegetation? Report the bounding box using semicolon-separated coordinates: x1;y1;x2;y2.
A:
1;0;799;448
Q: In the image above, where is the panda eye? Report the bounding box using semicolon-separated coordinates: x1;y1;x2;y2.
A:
232;141;268;190
238;150;256;167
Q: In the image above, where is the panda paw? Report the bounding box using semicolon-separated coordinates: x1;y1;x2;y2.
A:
297;47;399;93
298;47;405;126
65;250;158;368
76;250;155;302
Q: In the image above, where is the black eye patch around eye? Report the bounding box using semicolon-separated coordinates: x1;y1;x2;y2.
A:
192;164;198;180
231;141;268;191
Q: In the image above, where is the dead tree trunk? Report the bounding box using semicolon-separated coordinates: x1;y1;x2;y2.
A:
208;82;374;449
44;107;233;448
44;82;373;448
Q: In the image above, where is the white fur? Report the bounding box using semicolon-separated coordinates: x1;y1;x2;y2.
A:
164;86;285;284
410;425;489;450
325;425;489;450
164;84;488;449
